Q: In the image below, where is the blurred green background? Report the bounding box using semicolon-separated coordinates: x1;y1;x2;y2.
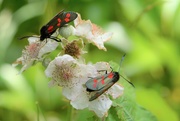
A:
0;0;180;120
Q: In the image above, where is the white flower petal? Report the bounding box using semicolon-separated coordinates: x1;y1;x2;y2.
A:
28;37;39;43
55;54;74;64
88;95;112;118
62;84;83;101
12;56;35;74
19;60;34;73
92;32;113;51
78;64;97;83
74;21;92;37
70;89;89;109
74;14;82;26
12;57;23;67
94;62;111;72
73;14;112;51
38;40;59;57
107;84;124;99
45;59;56;77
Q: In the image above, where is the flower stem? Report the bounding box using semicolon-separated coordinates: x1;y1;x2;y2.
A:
36;101;39;121
67;103;75;121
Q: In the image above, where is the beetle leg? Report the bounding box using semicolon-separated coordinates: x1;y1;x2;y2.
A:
50;36;61;42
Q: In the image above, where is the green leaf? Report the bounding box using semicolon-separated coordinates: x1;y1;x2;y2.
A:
106;61;157;121
111;97;157;121
106;106;121;121
136;88;179;121
134;105;157;121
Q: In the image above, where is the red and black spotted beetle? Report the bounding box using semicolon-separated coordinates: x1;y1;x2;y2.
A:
20;10;77;42
85;54;134;101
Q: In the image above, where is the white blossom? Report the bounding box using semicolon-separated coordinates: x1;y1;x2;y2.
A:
68;62;124;118
73;14;113;51
45;56;124;118
12;37;59;73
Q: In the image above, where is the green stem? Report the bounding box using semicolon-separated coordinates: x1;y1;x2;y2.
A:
36;101;39;121
67;104;75;121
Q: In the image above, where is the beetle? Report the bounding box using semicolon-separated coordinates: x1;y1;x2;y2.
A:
85;54;134;101
20;10;77;42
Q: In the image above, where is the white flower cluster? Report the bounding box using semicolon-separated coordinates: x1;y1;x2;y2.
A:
13;14;124;118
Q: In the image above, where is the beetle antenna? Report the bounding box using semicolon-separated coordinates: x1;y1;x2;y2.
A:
19;35;40;40
118;54;135;87
118;54;126;73
120;74;135;87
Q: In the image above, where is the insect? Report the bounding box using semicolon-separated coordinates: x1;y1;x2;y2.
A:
20;10;77;42
85;54;134;101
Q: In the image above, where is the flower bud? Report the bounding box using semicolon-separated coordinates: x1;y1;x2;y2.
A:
59;25;75;38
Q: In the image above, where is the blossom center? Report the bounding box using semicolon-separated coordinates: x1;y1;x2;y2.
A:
64;41;81;58
22;42;43;60
52;63;76;87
